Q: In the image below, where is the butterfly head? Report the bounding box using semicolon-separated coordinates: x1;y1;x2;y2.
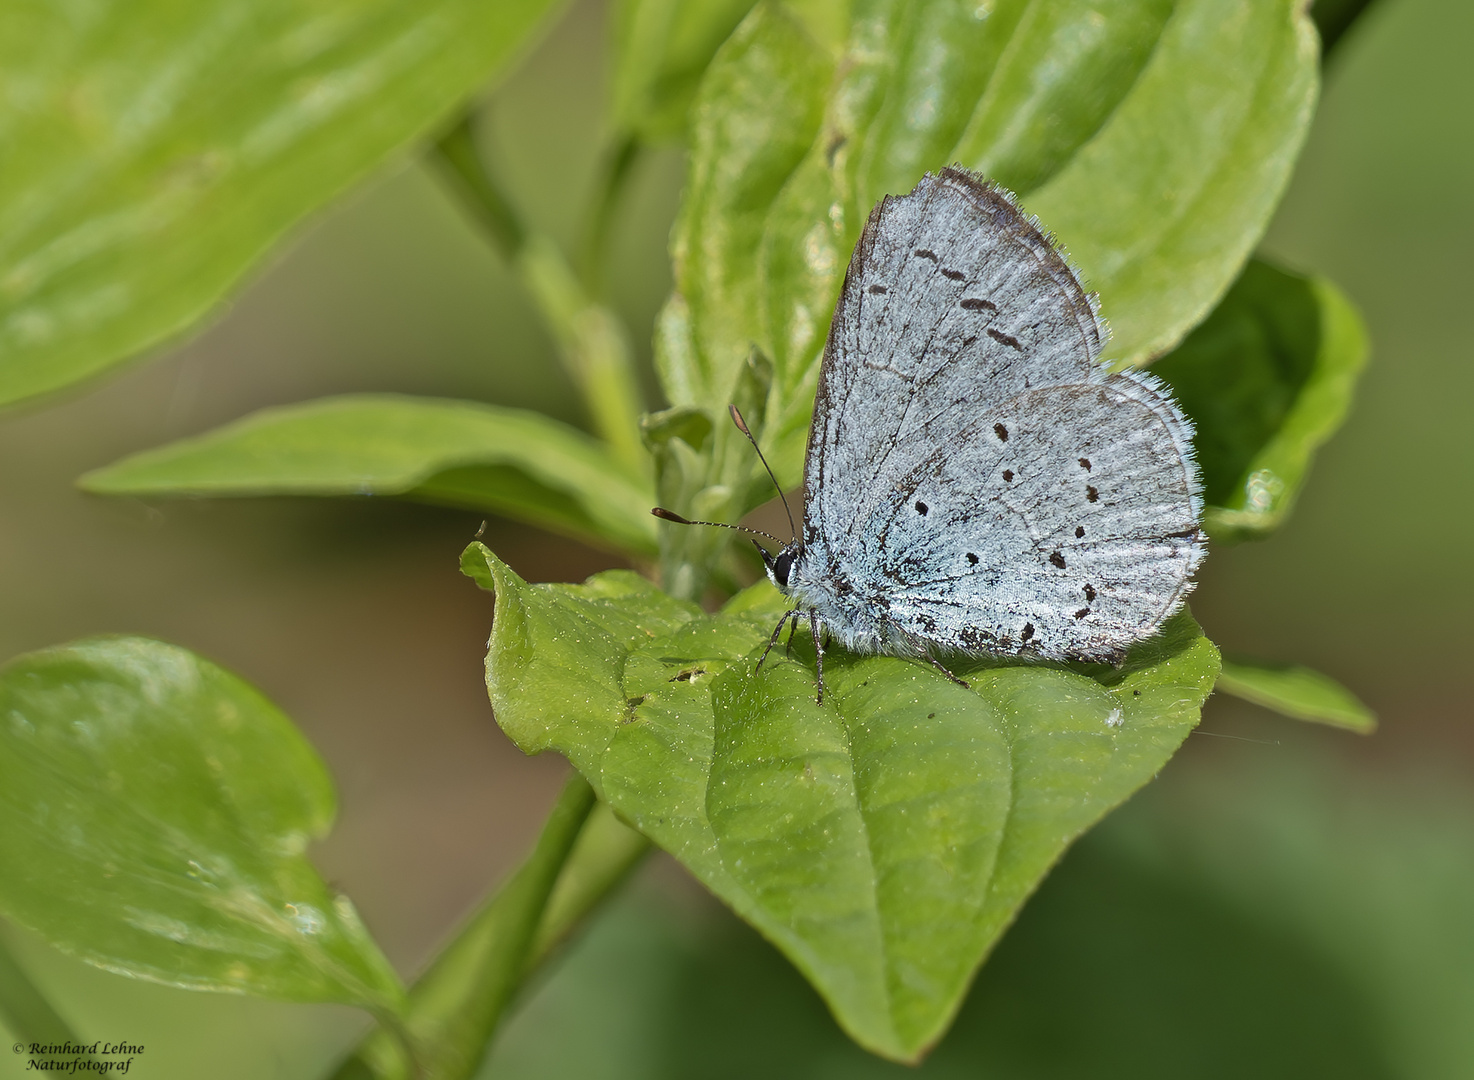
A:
758;541;805;594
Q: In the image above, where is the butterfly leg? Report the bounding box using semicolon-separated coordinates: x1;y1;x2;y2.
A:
784;615;800;656
810;608;826;705
755;610;804;675
920;650;970;690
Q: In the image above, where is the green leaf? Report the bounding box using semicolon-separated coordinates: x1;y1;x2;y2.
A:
609;0;759;144
78;394;658;557
466;544;1220;1061
0;637;403;1012
1217;658;1375;733
1152;260;1370;541
663;0;1319;482
462;543;700;784
0;0;564;409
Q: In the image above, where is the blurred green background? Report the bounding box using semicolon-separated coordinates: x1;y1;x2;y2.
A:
1;0;1470;1076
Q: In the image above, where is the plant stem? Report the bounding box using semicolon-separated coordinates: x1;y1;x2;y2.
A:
1312;0;1383;59
0;932;89;1056
579;133;641;291
428;113;648;477
516;237;649;475
434;114;525;258
328;773;614;1080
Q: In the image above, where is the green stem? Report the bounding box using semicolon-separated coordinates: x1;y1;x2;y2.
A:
433;114;524;260
0;931;89;1056
1312;0;1382;59
578;133;641;291
516;238;649;475
329;773;614;1080
428;114;648;476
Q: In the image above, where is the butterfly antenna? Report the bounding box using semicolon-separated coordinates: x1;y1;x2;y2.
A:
649;507;783;546
727;405;798;542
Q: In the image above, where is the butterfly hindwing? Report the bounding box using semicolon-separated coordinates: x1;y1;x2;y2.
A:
796;167;1204;660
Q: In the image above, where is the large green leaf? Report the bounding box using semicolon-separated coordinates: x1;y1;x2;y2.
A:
1153;259;1369;541
1217;658;1375;733
463;543;1219;1061
609;0;758;145
0;0;564;408
660;0;1319;481
0;637;402;1012
78;394;658;556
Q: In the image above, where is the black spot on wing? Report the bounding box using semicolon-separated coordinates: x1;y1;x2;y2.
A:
1086;485;1099;503
941;267;965;281
1084;584;1097;602
868;283;888;294
961;298;998;312
966;552;979;565
914;248;938;262
1022;623;1035;642
1049;551;1066;569
1074;608;1091;620
987;328;1022;351
1002;470;1013;482
1079;457;1092;470
1075;526;1085;538
915;500;928;516
994;422;1008;441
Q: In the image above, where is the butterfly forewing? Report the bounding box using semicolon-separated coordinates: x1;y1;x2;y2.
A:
798;167;1204;660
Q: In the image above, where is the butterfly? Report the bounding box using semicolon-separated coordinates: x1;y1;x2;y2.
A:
659;167;1205;702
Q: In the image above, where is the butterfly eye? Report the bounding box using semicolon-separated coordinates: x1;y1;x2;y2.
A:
773;551;797;587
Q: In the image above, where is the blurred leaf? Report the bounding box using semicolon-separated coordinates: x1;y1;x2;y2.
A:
0;637;403;1012
0;0;565;409
610;0;758;144
1153;260;1369;541
1217;658;1375;733
483;820;1402;1080
79;395;658;557
663;0;1319;481
464;543;1219;1061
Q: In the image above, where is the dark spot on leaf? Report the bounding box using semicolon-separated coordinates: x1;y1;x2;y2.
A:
994;422;1009;441
987;328;1022;351
1074;608;1091;619
1133;689;1141;696
915;500;929;515
670;668;707;683
1086;485;1099;502
868;283;888;294
1050;551;1066;569
1022;623;1035;641
914;248;938;262
966;552;979;565
1002;470;1014;482
961;297;998;312
1079;457;1092;470
626;695;647;708
941;267;965;281
1084;584;1097;602
1076;525;1085;538
928;713;936;719
826;131;847;165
